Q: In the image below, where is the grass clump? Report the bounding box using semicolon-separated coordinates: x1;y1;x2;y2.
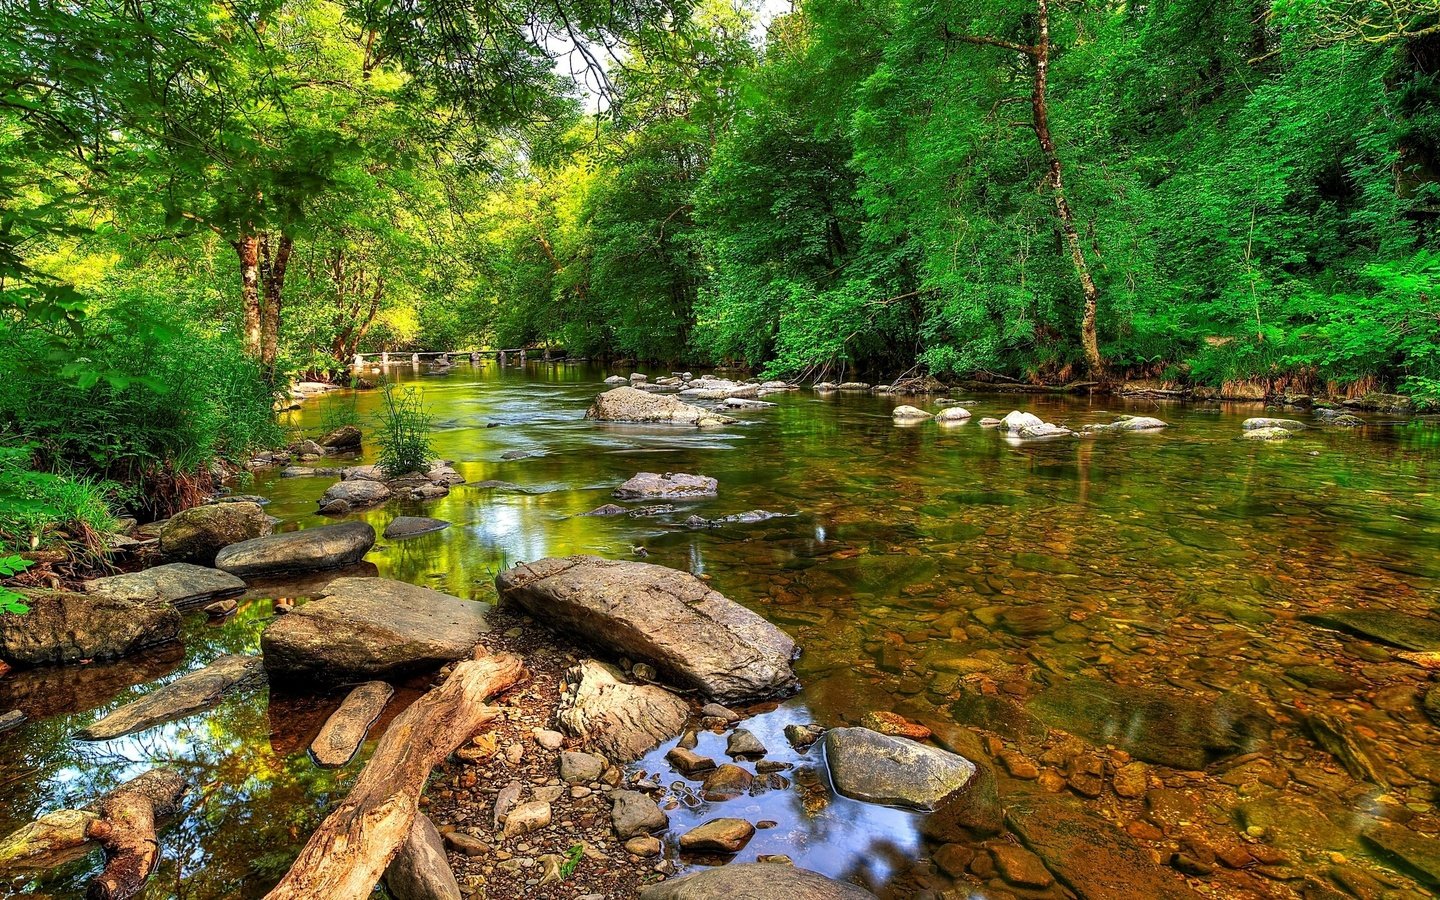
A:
374;380;434;477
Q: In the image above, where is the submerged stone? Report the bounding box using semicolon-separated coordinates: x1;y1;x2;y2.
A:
1005;795;1201;899
382;516;450;539
1242;417;1307;431
891;405;933;422
638;863;875;899
1029;676;1268;769
1084;415;1168;433
1303;609;1440;651
1362;823;1440;888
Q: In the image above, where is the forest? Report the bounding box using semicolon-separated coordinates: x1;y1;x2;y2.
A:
2;0;1440;537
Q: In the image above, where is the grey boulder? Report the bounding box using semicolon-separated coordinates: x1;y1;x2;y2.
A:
261;576;488;682
496;556;797;701
614;472;718;500
586;386;737;428
84;563;245;611
383;516;451;539
159;501;273;564
215;521;375;577
823;727;979;811
0;591;180;667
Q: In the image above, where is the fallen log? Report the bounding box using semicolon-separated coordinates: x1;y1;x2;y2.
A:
0;768;188;900
88;769;189;900
263;649;525;900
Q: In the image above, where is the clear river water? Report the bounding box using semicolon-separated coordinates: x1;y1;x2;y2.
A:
2;361;1439;899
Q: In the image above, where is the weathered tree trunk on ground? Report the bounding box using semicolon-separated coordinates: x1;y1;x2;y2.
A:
956;0;1105;376
0;769;188;900
262;650;526;900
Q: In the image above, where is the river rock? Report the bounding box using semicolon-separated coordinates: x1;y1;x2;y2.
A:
495;556;798;701
385;813;461;900
680;818;755;854
1362;823;1440;888
604;375;628;385
702;764;754;798
159;501;273;564
1006;795;1201;899
319;479;392;513
586;386;737;427
310;680;394;767
555;659;688;762
1303;609;1440;651
723;397;776;409
77;654;265;740
83;563;245;611
935;407;972;422
997;411;1044;432
215;521;375;577
1243;417;1307;431
639;863;876;899
836;382;870;391
1029;676;1268;769
685;510;790;528
261;576;488;682
559;750;606;783
892;405;933;422
580;504;628;517
1084;415;1168;433
612;789;669;839
1424;684;1439;725
823;727;977;811
1243;426;1292;441
0;710;23;732
727;728;767;757
319;425;363;451
205;598;236;618
1015;422;1074;439
383;516;450;539
0;591;180;667
614;472;718;500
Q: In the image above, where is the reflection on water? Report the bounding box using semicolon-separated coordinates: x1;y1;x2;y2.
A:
4;360;1440;897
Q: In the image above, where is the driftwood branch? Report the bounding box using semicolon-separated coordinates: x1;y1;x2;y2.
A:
263;649;526;900
0;769;188;900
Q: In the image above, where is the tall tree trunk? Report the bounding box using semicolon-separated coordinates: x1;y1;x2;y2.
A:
259;233;293;378
235;236;262;358
1029;0;1103;376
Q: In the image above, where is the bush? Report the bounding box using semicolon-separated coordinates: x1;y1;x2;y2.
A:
374;380;433;477
0;446;116;558
0;301;283;516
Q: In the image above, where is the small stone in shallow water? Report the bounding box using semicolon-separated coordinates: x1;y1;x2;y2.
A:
701;764;754;798
679;818;756;854
989;843;1054;888
725;728;767;757
667;747;716;775
700;702;739;722
859;711;931;741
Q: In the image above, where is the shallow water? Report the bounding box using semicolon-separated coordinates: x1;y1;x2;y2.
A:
3;361;1439;898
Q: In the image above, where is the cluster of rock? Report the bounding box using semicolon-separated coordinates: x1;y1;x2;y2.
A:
315;460;466;514
587;387;738;428
250;424;362;468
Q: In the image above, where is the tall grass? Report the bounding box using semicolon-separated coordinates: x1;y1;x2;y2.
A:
374;380;434;477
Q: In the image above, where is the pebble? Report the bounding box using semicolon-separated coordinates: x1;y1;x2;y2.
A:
532;728;564;750
678;818;756;854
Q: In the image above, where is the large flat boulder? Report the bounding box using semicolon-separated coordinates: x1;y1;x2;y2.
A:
1029;675;1268;770
495;556;797;701
823;727;979;811
585;386;737;427
77;654;264;740
84;563;245;611
261;577;488;682
215;521;375;578
639;863;875;899
159;501;273;564
0;591;180;667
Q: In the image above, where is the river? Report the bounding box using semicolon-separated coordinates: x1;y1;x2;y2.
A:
3;361;1438;898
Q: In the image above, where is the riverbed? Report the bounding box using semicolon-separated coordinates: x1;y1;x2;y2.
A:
3;361;1439;898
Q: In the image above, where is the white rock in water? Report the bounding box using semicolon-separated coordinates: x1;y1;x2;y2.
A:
935;407;972;422
1243;426;1293;441
1014;423;1074;439
1242;417;1306;431
998;411;1044;432
892;405;933;421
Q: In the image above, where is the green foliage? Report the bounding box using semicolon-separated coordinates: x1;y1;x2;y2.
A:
0;447;116;557
374;380;434;477
0;554;35;615
560;844;585;879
